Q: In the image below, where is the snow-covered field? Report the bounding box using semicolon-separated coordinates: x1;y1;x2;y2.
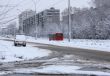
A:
26;37;110;52
0;40;51;62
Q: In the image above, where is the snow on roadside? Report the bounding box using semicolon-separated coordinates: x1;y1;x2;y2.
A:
14;65;81;74
0;40;51;62
0;71;13;75
27;37;110;52
14;65;110;75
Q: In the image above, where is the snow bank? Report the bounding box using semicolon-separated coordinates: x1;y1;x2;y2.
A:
0;40;51;62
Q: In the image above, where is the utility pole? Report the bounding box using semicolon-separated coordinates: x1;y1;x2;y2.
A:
35;3;37;40
32;0;37;39
17;9;23;34
68;0;71;42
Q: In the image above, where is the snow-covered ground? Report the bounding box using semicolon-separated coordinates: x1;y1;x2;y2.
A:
14;65;81;74
0;37;110;76
1;65;110;76
0;71;13;75
14;65;110;75
0;40;51;62
26;37;110;52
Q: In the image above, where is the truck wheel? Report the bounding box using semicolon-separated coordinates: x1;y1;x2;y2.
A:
14;43;17;46
23;44;26;47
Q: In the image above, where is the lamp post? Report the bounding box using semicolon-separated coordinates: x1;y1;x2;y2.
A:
17;9;23;34
68;0;71;42
32;0;37;39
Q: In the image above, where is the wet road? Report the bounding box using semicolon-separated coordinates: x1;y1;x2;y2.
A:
32;43;110;62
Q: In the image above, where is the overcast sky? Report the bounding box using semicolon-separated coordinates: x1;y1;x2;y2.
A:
0;0;92;27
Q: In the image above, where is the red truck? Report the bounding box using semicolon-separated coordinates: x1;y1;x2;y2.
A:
49;33;63;41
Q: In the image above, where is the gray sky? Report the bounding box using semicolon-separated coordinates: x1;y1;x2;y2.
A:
0;0;92;27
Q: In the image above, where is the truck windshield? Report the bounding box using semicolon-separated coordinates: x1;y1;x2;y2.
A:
16;35;26;40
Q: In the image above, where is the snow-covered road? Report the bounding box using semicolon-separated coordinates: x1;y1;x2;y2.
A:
0;40;52;62
27;37;110;53
0;39;110;76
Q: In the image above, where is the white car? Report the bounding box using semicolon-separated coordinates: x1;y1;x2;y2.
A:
14;35;26;47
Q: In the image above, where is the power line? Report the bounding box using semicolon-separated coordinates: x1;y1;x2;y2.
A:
52;0;66;7
31;0;41;11
0;0;25;16
0;0;12;23
0;5;15;7
35;0;65;12
0;17;17;25
0;0;24;24
0;0;12;14
0;15;17;21
0;0;25;26
45;0;65;9
31;0;41;5
36;0;41;6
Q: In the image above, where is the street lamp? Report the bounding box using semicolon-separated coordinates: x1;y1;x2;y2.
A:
68;0;71;42
32;0;38;39
17;9;24;34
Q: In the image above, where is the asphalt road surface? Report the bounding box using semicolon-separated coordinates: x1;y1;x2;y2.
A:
32;43;110;62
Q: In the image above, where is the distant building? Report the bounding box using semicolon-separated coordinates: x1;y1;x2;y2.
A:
18;10;36;34
23;7;60;37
